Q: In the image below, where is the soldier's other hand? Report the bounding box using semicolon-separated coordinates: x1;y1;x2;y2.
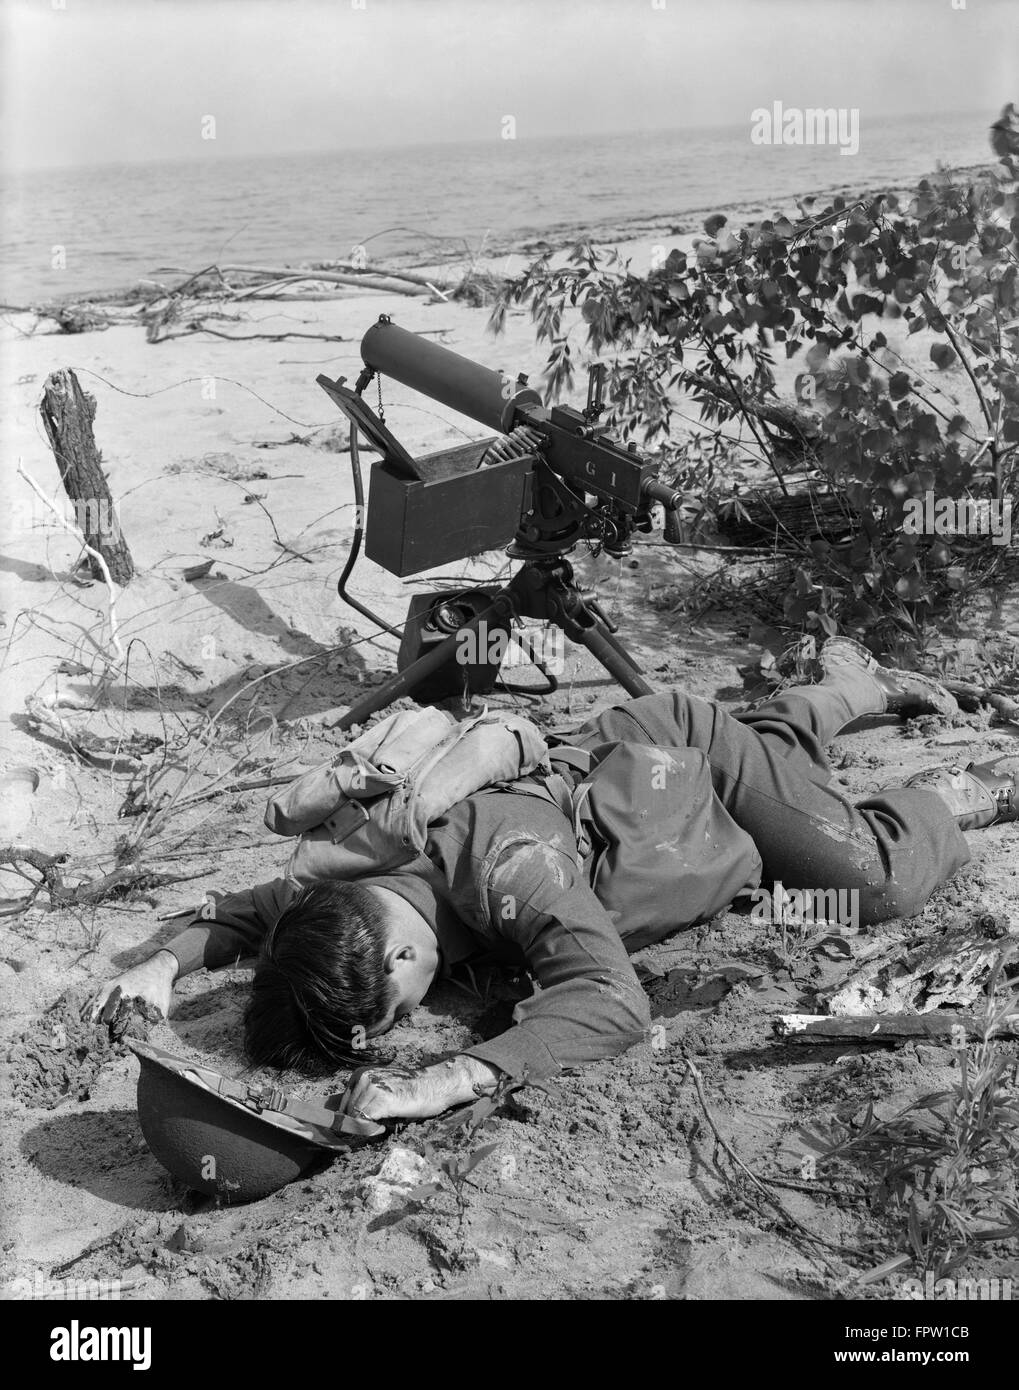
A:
83;950;178;1026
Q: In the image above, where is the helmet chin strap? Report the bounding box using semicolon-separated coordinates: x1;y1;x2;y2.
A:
130;1039;386;1147
200;1066;387;1143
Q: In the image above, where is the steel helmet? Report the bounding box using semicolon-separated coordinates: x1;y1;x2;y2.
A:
130;1040;384;1203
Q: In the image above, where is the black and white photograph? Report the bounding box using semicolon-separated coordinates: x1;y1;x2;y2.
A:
1;0;1017;1339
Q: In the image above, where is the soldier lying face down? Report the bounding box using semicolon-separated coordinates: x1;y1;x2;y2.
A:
87;639;1017;1123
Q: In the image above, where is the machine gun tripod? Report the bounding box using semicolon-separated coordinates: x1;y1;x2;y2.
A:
320;316;681;732
333;548;652;732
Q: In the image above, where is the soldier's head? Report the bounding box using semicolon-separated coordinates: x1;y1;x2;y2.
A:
243;880;440;1071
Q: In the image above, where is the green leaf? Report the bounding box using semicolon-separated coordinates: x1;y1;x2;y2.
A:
805;341;829;372
889;371;911;400
930;343;956;370
859;1253;913;1285
794;568;815;596
944;217;976;244
459;1142;499;1177
895;574;928;601
945;565;967;590
406;1182;444;1202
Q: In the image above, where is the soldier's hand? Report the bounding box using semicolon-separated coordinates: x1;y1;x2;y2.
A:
83;950;179;1025
339;1066;441;1122
339;1055;501;1122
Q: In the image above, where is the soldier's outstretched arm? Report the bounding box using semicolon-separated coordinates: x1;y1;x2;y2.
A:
84;878;299;1023
463;834;652;1081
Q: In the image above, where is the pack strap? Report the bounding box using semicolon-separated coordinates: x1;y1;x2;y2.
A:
500;743;596;861
548;745;594;777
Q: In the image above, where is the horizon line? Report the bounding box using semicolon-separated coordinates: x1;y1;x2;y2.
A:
2;105;996;178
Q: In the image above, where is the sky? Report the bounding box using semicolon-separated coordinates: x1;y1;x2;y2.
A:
1;0;1016;171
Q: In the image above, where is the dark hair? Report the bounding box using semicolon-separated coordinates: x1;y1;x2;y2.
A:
244;880;394;1071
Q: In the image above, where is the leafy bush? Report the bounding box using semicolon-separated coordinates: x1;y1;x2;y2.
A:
490;123;1019;658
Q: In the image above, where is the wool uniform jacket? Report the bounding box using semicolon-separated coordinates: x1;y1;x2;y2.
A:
164;706;763;1081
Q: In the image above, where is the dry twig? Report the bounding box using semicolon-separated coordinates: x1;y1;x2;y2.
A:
17;462;124;662
684;1055;864;1261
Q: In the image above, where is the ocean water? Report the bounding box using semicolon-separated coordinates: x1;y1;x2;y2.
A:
1;109;995;303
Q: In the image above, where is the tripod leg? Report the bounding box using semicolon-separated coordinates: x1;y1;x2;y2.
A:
593;622;647;675
511;561;652;698
572;623;653;698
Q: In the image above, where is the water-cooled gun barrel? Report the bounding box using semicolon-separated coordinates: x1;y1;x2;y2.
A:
361;317;543;433
359;316;683;515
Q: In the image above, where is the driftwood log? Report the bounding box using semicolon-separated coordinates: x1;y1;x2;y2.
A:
775;1013;1019;1043
936;679;1019;725
0;846;182;913
714;486;850;546
817;919;1013;1017
215;264;430;296
314;262;448;291
38;370;134;584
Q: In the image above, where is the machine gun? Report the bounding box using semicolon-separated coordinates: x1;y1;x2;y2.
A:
319;315;681;730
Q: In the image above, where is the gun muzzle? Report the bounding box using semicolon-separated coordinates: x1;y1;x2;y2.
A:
361;317;542;433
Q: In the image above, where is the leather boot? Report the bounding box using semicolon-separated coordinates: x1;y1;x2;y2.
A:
896;755;1019;830
818;637;958;718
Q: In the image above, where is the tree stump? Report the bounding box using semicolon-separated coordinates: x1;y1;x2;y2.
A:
38;369;134;585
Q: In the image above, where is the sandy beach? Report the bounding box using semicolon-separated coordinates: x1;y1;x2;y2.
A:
1;199;1016;1301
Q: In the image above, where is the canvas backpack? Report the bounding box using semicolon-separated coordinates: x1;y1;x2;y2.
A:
264;705;551;881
